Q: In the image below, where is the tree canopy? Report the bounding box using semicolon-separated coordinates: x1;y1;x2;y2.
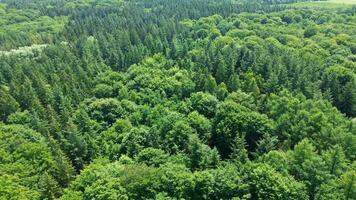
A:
0;0;355;199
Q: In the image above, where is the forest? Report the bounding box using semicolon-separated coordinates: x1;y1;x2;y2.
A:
0;0;355;199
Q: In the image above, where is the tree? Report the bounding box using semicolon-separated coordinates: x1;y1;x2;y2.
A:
216;82;228;101
322;65;356;117
230;135;249;163
227;74;240;92
1;1;356;199
290;139;330;200
187;111;212;142
342;80;356;117
188;92;218;119
304;27;317;38
247;163;308;200
187;136;220;170
244;74;260;98
135;147;169;167
316;169;355;200
100;118;133;160
0;124;74;198
266;90;352;151
215;53;227;83
322;145;348;177
119;126;152;157
204;75;217;94
162;120;194;154
253;133;278;157
0;86;19;121
87;98;125;126
0;175;40;200
213;101;273;158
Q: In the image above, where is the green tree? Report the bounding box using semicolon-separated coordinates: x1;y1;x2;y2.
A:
290;139;329;200
204;75;217;94
247;163;308;200
0;86;19;121
213;101;273;158
0;124;74;199
188;92;218;119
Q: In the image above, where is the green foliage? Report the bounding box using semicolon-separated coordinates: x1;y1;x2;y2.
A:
188;92;218;119
246;163;308;200
0;0;355;199
187;111;212;142
213;100;274;158
135;147;169;167
316;168;356;200
289;139;330;199
0;5;68;50
0;124;74;199
0;86;19;121
266;90;354;153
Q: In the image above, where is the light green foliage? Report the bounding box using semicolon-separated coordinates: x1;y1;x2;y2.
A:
247;163;308;200
61;159;252;200
0;124;74;199
293;0;356;8
266;90;354;153
187;111;212;142
126;54;195;99
289;139;330;199
0;6;67;50
135;147;169;167
316;163;355;200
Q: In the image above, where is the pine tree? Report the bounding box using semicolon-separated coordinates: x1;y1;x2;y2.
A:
253;133;278;158
342;80;356;117
0;86;19;121
215;53;227;83
245;77;260;98
204;75;217;94
228;73;240;92
216;82;228;101
230;135;249;163
322;145;347;177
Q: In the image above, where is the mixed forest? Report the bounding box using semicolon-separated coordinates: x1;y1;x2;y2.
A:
0;0;355;199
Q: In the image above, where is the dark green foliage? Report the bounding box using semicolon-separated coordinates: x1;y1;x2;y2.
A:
213;100;274;158
0;86;19;121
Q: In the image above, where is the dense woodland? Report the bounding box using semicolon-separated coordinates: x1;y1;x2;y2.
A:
0;0;355;199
